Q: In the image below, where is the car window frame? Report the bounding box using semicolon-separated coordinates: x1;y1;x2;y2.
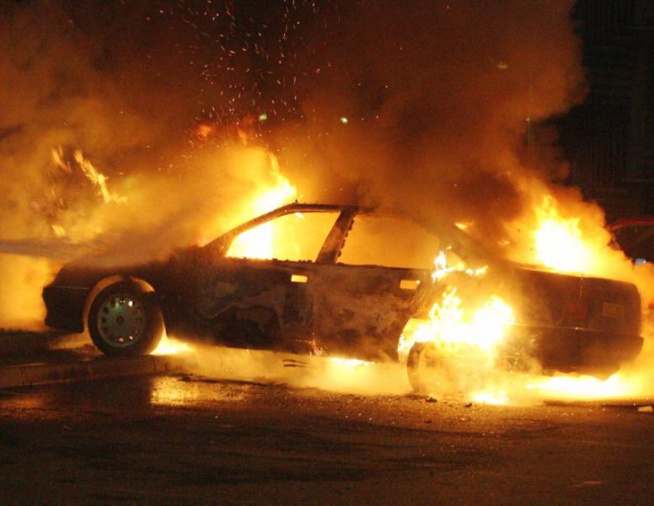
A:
204;204;357;264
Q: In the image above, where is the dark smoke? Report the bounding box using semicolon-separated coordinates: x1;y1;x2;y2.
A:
276;0;585;239
0;0;585;327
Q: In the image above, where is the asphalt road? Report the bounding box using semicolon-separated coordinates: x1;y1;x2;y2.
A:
1;361;654;505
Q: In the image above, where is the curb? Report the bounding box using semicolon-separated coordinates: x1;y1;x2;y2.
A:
0;330;88;356
0;354;189;389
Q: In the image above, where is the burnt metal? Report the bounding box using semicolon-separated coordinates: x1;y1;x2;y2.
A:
43;203;644;375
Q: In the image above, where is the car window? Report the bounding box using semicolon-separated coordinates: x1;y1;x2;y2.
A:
227;211;340;261
337;214;440;269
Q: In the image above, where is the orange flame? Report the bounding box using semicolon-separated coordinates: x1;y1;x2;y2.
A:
152;333;195;355
225;154;297;259
532;195;591;273
52;147;126;205
398;252;514;369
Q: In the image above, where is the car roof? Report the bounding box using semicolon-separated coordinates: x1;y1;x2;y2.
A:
217;202;496;268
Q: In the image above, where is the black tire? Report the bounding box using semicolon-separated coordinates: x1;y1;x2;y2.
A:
407;340;492;395
87;281;164;357
406;341;446;395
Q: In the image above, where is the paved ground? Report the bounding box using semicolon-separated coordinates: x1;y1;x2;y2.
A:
0;330;188;388
1;373;654;505
1;329;653;504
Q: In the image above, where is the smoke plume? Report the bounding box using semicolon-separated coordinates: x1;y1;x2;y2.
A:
0;1;620;330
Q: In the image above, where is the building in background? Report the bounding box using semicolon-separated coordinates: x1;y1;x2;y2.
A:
559;0;654;220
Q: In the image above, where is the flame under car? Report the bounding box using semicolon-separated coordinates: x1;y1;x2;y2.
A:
43;203;644;391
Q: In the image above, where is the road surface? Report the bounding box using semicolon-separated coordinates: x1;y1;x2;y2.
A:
1;358;654;505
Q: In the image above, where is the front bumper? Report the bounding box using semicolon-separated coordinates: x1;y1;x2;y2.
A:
42;284;91;333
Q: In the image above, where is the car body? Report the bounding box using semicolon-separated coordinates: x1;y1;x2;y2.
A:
609;216;654;316
43;203;644;388
609;217;654;265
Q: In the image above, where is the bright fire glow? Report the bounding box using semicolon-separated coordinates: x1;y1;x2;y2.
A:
472;295;516;344
432;250;487;281
152;334;195;355
226;153;296;259
527;374;632;400
328;357;373;369
398;249;515;370
465;371;642;406
399;288;514;356
471;390;510;405
533;195;590;273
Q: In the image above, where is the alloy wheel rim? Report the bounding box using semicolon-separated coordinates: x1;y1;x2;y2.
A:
97;293;146;347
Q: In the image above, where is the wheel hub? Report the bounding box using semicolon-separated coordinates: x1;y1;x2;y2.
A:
96;293;146;347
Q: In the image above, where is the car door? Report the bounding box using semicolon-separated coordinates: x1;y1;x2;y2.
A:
187;207;344;352
308;212;437;361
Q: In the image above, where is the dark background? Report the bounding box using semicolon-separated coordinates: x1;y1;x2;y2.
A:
561;0;654;220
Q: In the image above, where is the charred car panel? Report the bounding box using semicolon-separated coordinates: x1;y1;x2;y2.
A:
43;203;644;385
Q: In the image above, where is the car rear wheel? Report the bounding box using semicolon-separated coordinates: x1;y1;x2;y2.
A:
87;282;164;357
406;341;448;395
407;341;487;395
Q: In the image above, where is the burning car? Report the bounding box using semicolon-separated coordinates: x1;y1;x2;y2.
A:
43;203;644;392
609;217;654;266
609;216;654;319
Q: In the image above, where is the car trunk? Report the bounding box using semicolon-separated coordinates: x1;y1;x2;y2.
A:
504;267;643;375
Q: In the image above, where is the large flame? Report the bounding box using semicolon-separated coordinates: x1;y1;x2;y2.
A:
51;147;126;206
398;253;515;382
398;196;652;404
226;196;296;259
220;152;297;259
532;195;592;273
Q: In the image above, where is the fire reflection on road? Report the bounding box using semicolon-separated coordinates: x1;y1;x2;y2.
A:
144;334;654;408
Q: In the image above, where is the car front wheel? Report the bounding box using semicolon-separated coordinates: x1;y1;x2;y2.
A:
87;282;164;357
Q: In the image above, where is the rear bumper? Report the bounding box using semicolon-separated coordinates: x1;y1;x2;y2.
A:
42;285;90;333
501;324;644;376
